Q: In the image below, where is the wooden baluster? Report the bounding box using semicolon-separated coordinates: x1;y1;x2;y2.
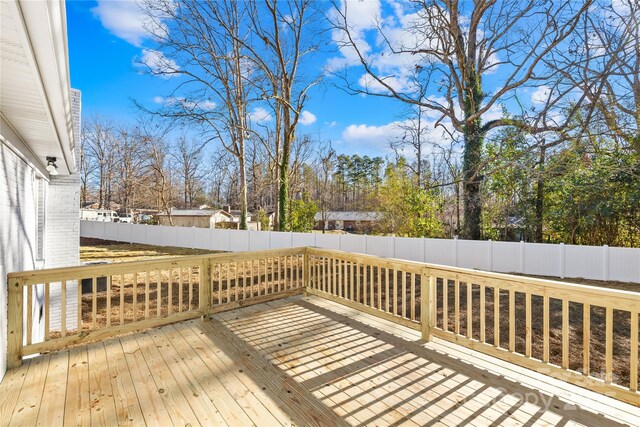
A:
364;265;369;306
168;270;174;314
120;274;125;324
145;271;150;319
392;269;397;315
61;280;67;337
157;270;162;318
235;261;239;301
543;295;549;362
106;275;111;327
562;299;569;368
26;284;33;345
337;259;342;298
377;266;383;310
410;273;416;321
402;271;406;318
92;277;97;329
509;289;515;352
525;293;532;357
45;282;50;341
178;268;183;312
385;267;390;312
354;262;359;303
494;288;500;347
133;273;138;321
188;267;193;310
454;279;460;335
250;260;255;298
467;283;473;338
480;284;486;343
442;279;448;332
276;257;281;293
77;278;82;334
583;303;590;376
630;310;638;392
605;306;613;384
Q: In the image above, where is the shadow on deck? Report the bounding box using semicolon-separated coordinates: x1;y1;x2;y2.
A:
1;295;638;426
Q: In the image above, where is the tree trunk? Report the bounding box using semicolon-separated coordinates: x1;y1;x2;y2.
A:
278;110;292;231
535;146;546;242
462;125;484;240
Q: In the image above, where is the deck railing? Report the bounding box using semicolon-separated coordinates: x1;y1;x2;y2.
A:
7;247;306;368
7;246;639;406
306;247;640;406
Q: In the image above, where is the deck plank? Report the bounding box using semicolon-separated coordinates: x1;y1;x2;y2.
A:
36;351;69;426
161;324;257;426
87;342;118;427
144;327;228;426
0;360;30;425
119;334;174;426
131;332;200;426
9;354;50;426
102;338;145;426
64;345;91;427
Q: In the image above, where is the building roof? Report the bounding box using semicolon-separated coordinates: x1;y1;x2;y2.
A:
1;0;77;175
157;209;232;217
314;211;383;222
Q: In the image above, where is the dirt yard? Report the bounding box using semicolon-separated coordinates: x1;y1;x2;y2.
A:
80;237;216;262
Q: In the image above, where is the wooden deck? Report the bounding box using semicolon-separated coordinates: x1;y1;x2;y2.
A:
1;295;639;427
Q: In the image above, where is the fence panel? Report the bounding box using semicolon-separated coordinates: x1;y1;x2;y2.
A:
79;221;640;283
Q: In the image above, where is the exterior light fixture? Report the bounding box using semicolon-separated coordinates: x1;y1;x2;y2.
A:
46;156;59;175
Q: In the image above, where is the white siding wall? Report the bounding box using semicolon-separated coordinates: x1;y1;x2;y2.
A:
0;133;41;382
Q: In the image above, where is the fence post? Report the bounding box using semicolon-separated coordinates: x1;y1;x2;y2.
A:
602;245;609;281
488;240;493;271
7;278;23;369
420;268;432;342
559;243;565;278
453;237;459;267
519;240;525;273
199;258;212;319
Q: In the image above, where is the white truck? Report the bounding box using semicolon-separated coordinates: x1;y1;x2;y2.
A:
80;209;120;222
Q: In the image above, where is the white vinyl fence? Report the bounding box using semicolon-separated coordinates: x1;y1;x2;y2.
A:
80;221;640;283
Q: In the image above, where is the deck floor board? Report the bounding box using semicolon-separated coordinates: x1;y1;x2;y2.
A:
1;295;639;427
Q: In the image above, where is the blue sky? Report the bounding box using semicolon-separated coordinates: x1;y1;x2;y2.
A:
66;1;415;158
66;1;552;159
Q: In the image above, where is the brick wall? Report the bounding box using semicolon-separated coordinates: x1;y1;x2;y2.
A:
47;88;81;332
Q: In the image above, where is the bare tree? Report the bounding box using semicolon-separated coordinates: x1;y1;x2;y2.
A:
330;0;591;239
140;0;255;229
244;0;322;230
173;138;206;208
84;116;116;209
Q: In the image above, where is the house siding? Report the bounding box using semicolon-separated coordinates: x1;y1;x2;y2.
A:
0;131;41;382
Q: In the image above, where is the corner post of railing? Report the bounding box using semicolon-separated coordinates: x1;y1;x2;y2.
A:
420;267;432;342
199;258;212;319
7;276;23;369
303;247;310;296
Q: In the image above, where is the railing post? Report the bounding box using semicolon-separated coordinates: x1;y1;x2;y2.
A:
420;268;432;342
199;258;212;319
7;278;23;369
303;248;310;296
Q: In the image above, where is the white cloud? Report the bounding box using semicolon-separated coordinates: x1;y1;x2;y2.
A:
92;0;156;47
343;121;405;144
531;86;551;105
248;107;273;124
299;111;317;125
138;49;180;78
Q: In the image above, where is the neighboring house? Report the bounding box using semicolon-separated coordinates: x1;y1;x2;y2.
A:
157;206;262;230
0;1;80;381
157;209;234;228
315;211;383;233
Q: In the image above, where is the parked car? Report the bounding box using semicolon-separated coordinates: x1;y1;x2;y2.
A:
119;213;134;223
80;209;120;222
